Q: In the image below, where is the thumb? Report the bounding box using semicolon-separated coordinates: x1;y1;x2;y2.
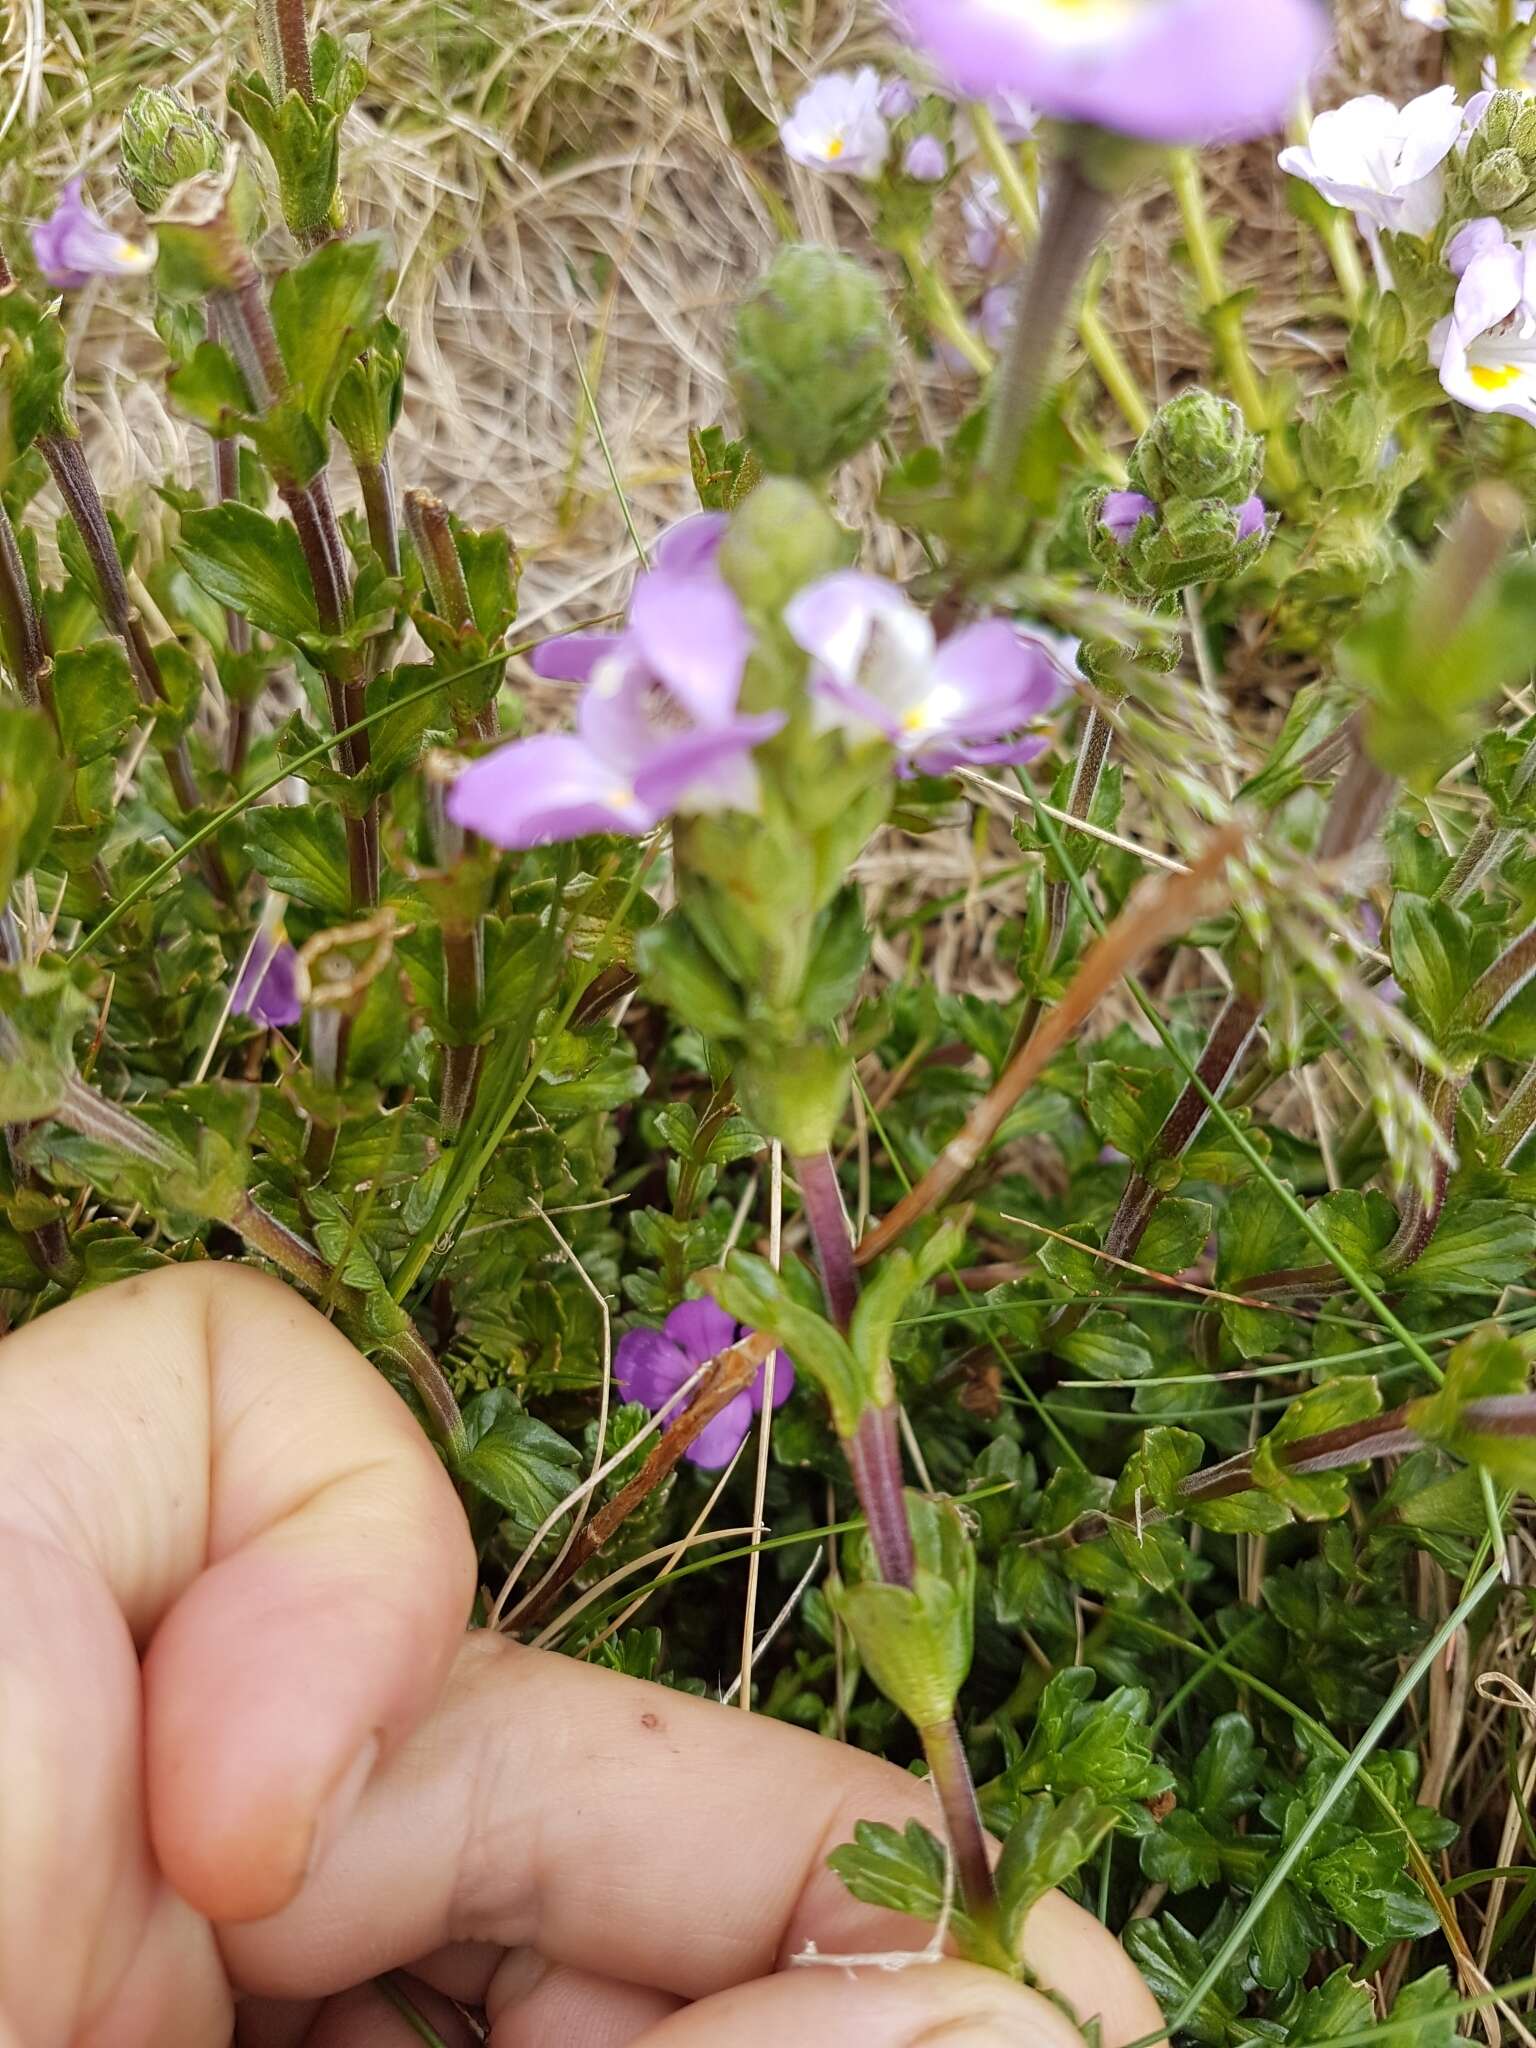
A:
546;1962;1105;2048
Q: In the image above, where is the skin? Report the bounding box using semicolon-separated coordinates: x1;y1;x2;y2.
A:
0;1266;1168;2048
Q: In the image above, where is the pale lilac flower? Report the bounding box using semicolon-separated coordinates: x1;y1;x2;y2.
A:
935;283;1017;374
785;570;1071;774
781;69;891;177
987;90;1039;142
234;933;302;1029
1100;490;1157;545
1277;88;1463;241
962;174;1013;271
893;0;1329;145
450;514;782;847
615;1300;794;1470
903;135;948;181
30;178;155;290
1447;216;1509;277
879;76;920;119
1236;495;1267;543
1431;236;1536;423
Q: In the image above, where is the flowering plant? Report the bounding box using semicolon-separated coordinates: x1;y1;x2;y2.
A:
8;0;1536;2019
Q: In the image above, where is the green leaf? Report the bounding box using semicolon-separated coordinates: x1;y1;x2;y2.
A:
637;914;747;1045
0;960;92;1120
1403;1199;1536;1294
828;1818;957;1929
0;703;65;900
176;503;321;642
1125;1908;1248;2048
167;338;254;437
1140;1197;1213;1277
703;1251;864;1434
455;1388;582;1536
1057;1313;1155;1382
799;888;871;1026
245;803;352;913
1086;1055;1180;1168
1388;894;1474;1043
1140;1808;1223;1892
270;235;390;431
989;1666;1174;1822
996;1790;1119;1949
1381;1970;1460;2048
51;643;139;771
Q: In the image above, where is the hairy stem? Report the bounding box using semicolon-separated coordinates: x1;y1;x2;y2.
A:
976;156;1112;514
1462;914;1536;1033
0;498;51;717
844;1401;916;1587
795;1149;860;1331
359;455;402;578
41;433;231;900
1378;1070;1465;1277
258;0;315;101
1489;1062;1536;1167
922;1715;1006;1958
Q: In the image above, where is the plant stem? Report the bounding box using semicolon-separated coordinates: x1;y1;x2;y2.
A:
795;1149;860;1331
922;1715;1006;1961
439;928;485;1138
1489;1062;1536;1166
1378;1070;1465;1277
858;822;1245;1263
259;0;315;101
1167;149;1299;497
359;454;402;578
404;487;497;741
977;155;1112;512
844;1402;916;1586
0;497;51;717
40;433;232;901
1462;914;1536;1032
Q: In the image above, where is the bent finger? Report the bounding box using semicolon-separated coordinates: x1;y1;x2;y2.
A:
487;1951;680;2047
550;1962;1096;2048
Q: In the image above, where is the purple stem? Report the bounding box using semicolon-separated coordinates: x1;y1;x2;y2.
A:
846;1402;916;1588
796;1149;860;1332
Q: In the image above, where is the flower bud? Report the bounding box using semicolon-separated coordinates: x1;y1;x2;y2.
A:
1471;147;1529;214
718;476;851;617
120;87;226;215
1128;387;1263;506
730;243;895;478
1459;91;1536;229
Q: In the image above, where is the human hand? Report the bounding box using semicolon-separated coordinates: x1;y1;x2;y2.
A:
0;1266;1166;2048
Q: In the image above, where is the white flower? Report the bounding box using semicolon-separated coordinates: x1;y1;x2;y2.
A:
781;69;891;178
1400;0;1448;24
1433;236;1536;423
1277;86;1464;239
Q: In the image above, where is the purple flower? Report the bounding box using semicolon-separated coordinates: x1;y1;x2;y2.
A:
781;69;891;177
1100;489;1157;546
986;91;1039;142
1236;495;1267;543
1277;88;1463;242
893;0;1330;145
30;178;155;290
962;174;1012;272
1431;235;1536;423
936;283;1018;373
234;932;302;1029
879;76;920;119
903;135;948;182
615;1299;794;1470
784;570;1072;774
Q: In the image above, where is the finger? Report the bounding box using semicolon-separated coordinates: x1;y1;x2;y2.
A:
0;1266;476;1926
535;1961;1095;2048
0;1521;229;2048
224;1637;1161;2048
487;1951;680;2047
298;1981;478;2048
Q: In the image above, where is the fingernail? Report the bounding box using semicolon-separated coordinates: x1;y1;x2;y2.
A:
305;1732;380;1880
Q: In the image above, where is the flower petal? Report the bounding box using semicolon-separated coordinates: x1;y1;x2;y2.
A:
446;732;659;847
664;1298;740;1367
684;1391;755;1469
529;631;625;683
628;567;754;724
615;1327;694;1410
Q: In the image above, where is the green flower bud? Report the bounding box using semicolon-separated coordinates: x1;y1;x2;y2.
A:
150;152;263;299
832;1492;976;1730
730;244;895;478
332;315;406;467
718;476;851;617
1472;146;1530;214
1128;387;1263;506
120;88;226;215
228;30;366;245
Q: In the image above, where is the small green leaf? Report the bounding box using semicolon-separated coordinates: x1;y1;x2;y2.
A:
996;1790;1119;1950
245;803;352;913
1388;894;1474;1044
176;503;321;642
455;1388;582;1535
1252;1377;1383;1520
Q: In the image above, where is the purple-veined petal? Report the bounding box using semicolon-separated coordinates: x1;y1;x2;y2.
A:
684;1391;755;1469
910;730;1051;775
664;1297;741;1367
445;731;661;848
529;630;626;683
785;570;935;692
615;1326;695;1410
1447;216;1509;276
1100;489;1157;545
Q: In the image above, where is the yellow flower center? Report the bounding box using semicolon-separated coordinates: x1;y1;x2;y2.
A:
827;134;845;159
1471;362;1523;393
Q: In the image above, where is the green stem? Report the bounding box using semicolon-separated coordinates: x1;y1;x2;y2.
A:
893;234;992;378
1167;149;1299;497
1489;1062;1536;1167
0;497;51;716
921;1716;1006;1962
